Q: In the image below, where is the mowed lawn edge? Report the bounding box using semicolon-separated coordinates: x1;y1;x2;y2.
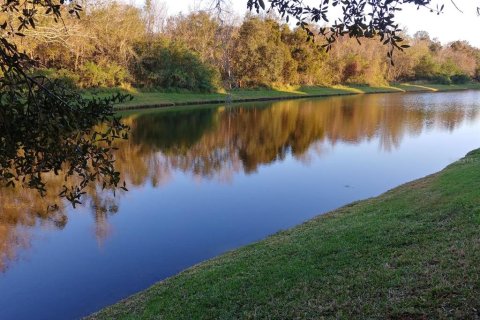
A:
82;83;480;110
86;149;480;319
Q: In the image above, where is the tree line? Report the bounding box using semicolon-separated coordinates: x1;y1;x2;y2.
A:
14;1;480;92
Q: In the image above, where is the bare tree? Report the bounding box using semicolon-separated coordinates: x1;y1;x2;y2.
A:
144;0;169;35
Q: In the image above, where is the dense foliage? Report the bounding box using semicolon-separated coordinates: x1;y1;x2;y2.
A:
133;39;219;91
0;0;129;206
17;1;480;91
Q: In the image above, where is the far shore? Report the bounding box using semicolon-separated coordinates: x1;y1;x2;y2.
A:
82;82;480;111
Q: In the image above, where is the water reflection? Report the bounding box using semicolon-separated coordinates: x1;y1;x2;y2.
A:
120;93;479;183
1;92;479;273
0;176;121;271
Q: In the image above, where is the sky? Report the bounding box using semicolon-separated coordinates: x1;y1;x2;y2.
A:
153;0;480;47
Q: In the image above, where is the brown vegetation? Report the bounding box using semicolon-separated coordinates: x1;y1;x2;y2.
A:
14;1;480;91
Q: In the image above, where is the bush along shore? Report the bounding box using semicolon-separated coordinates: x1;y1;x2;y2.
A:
83;83;480;111
87;149;480;319
24;8;480;95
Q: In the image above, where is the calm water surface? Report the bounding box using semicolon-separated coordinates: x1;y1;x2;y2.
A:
1;91;480;319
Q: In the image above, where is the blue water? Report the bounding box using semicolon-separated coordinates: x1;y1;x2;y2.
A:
1;91;479;319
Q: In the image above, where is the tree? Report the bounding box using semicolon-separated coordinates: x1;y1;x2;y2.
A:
231;15;297;87
165;11;238;88
144;0;168;35
238;0;463;63
0;1;129;207
281;26;332;85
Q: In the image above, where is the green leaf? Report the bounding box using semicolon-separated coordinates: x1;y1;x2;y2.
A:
258;0;266;10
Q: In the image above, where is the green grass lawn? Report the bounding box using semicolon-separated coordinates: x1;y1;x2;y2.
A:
84;83;480;109
87;149;480;319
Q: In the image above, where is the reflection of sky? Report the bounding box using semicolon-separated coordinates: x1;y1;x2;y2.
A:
1;91;480;320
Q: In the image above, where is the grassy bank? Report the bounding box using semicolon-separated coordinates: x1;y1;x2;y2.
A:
88;149;480;319
84;82;480;110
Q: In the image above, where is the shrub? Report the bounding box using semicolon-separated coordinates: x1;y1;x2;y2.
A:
133;39;219;92
342;60;360;83
475;68;480;81
414;55;439;80
450;74;471;84
32;68;80;90
432;74;452;85
79;62;129;88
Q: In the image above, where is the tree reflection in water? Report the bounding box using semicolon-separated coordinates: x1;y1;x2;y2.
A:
1;92;478;272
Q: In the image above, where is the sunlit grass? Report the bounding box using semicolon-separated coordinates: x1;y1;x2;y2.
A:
270;84;307;94
332;84;365;93
83;82;480;109
382;85;406;92
399;83;439;91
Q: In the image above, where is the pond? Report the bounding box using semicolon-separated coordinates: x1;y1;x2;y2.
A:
1;91;480;320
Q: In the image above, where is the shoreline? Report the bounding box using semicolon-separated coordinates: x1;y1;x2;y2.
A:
114;91;359;111
112;83;480;111
87;149;480;319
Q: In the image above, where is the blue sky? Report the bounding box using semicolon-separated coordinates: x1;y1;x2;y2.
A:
153;0;480;47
